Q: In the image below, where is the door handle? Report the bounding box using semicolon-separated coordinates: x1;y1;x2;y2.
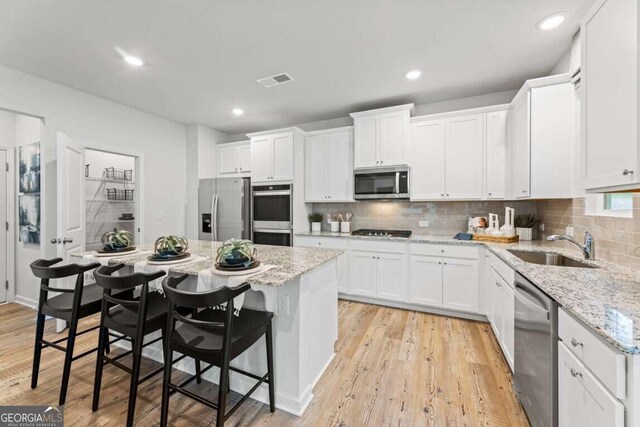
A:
50;238;61;244
570;368;583;378
62;237;73;244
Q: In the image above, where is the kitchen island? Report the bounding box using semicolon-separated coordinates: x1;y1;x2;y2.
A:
72;240;342;416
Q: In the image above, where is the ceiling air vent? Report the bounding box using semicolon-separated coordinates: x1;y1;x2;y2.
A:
257;72;294;88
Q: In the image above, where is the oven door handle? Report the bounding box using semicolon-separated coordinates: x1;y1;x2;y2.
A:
253;190;292;196
254;228;292;234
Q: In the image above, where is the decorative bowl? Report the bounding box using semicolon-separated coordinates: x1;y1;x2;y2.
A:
101;229;134;252
154;235;189;256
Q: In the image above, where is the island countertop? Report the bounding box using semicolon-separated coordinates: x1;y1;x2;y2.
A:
73;240;343;287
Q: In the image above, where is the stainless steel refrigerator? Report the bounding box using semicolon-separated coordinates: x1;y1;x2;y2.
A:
198;177;251;241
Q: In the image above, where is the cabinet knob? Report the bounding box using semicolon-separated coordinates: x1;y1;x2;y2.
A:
446;193;450;197
522;190;527;193
570;338;583;348
488;193;492;196
441;193;444;197
623;169;634;176
438;261;442;265
441;249;444;253
443;262;447;265
570;368;583;378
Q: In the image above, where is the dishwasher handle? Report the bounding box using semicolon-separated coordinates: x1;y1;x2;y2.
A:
515;284;550;320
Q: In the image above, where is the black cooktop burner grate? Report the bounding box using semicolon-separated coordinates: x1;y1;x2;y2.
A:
351;229;412;238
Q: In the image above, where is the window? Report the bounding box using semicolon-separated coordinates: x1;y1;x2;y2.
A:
585;193;633;218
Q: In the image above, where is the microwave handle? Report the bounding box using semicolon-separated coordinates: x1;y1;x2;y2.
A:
395;172;400;194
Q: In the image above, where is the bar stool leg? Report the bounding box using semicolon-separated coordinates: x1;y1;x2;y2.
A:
160;333;173;427
216;353;231;427
92;325;108;411
31;312;46;389
126;339;143;427
59;316;79;405
266;321;275;413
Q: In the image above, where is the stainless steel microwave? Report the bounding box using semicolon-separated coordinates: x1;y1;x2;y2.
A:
354;166;409;200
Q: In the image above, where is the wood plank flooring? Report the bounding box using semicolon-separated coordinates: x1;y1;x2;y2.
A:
0;300;529;426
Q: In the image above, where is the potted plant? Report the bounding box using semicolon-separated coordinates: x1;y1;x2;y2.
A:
514;214;539;241
308;213;323;232
101;229;134;251
154;235;189;256
216;238;256;266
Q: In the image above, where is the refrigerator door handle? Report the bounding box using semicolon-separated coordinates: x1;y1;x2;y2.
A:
211;194;219;242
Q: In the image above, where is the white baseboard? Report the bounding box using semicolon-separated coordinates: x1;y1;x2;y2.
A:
14;295;37;309
338;293;489;322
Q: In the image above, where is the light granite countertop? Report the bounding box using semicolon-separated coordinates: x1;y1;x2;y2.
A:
295;231;640;354
72;240;342;288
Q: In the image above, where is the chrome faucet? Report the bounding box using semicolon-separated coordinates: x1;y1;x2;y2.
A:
547;231;595;260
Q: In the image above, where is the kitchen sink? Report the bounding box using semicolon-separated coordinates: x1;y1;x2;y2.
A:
507;250;598;268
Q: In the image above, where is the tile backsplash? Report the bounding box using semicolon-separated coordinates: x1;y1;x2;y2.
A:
310;200;538;236
538;196;640;269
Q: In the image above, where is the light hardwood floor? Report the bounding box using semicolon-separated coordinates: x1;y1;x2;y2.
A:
0;300;529;426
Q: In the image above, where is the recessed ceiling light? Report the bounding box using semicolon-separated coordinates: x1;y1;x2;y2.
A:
124;55;144;67
537;13;566;30
232;108;244;116
406;70;422;80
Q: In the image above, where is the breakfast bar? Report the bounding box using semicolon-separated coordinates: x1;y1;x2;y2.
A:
72;240;342;416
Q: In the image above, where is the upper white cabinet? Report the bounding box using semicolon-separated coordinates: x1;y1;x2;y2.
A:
410;113;485;200
248;128;303;184
486;110;508;199
509;76;576;199
305;127;354;202
217;141;251;176
350;104;413;168
582;0;640;191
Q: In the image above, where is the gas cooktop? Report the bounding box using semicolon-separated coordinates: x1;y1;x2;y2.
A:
351;229;412;238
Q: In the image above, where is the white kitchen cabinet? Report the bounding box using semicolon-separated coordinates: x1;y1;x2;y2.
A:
487;252;515;370
409;255;443;307
511;92;531;198
249;130;297;184
509;75;576;199
442;258;479;313
583;0;640;191
217;141;251;176
349;251;378;297
501;282;514;367
410;120;446;200
558;342;624;427
350;104;413;168
445;115;484;199
294;236;349;293
485;110;508;199
305;127;354;202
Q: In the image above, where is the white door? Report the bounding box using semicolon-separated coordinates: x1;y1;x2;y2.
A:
583;0;638;190
354;116;378;168
0;149;7;302
349;251;377;297
486;110;508;199
410;120;446;200
558;342;624;427
408;255;442;307
218;146;238;175
237;145;251;174
442;258;479;313
304;135;327;201
250;137;273;182
378;111;407;166
326;130;353;201
56;132;86;262
512;93;531;198
501;281;515;369
272;134;294;181
376;252;407;301
445;115;484;199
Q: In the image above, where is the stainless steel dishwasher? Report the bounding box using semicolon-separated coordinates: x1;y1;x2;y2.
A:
514;272;558;427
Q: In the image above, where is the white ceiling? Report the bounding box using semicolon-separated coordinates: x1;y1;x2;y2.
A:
0;0;590;135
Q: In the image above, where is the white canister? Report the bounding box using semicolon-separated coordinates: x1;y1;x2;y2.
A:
516;227;533;241
311;222;321;232
340;221;351;233
330;221;340;232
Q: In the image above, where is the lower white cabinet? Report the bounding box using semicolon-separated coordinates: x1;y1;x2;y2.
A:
350;250;407;301
558;342;624;427
488;263;514;370
294;236;349;293
409;254;479;313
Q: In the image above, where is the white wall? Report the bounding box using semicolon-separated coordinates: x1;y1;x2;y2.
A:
549;48;571;75
0;64;188;304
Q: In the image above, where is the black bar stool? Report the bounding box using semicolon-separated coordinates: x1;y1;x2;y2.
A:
30;258;129;406
160;274;275;427
92;264;201;427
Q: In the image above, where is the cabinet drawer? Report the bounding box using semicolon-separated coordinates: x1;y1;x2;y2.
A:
410;243;479;259
295;236;348;250
558;308;626;399
488;251;515;286
350;239;406;254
